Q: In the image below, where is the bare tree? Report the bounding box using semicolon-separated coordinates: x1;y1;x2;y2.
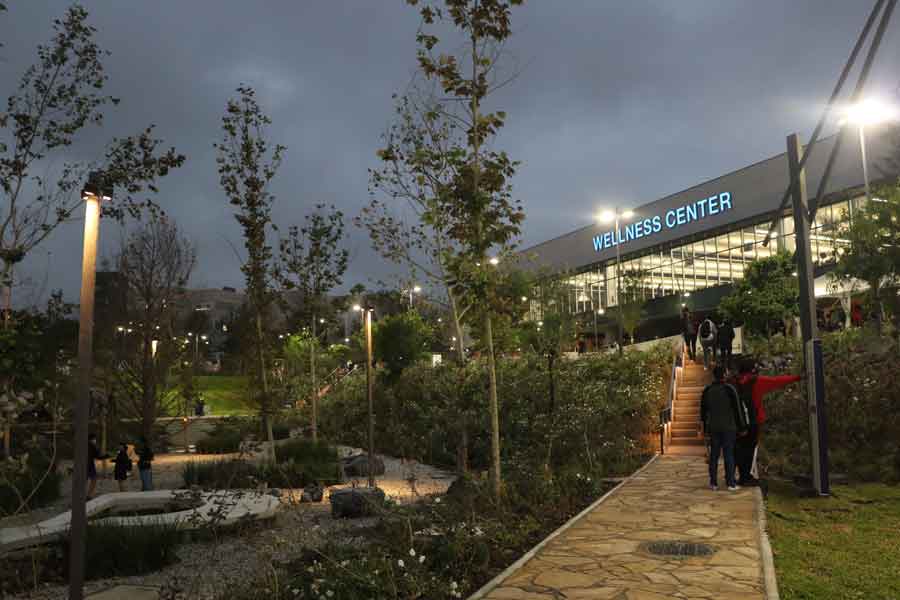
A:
117;215;196;440
0;6;184;322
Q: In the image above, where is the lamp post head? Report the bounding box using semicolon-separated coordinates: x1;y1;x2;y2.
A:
412;285;422;293
597;210;615;224
621;209;635;220
488;257;499;266
352;304;362;312
81;171;112;202
843;98;897;127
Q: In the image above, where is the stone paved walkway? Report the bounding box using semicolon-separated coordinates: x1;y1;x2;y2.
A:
477;455;765;600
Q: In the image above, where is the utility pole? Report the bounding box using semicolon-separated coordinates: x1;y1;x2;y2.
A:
786;133;829;496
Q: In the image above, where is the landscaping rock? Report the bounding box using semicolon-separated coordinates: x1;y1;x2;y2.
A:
342;454;385;477
329;487;385;518
300;483;323;503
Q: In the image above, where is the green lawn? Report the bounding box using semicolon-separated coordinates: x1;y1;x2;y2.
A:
767;480;900;600
196;375;253;415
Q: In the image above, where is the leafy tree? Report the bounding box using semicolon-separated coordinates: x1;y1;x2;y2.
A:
0;5;184;321
408;0;525;498
277;204;348;442
372;310;433;382
364;92;471;364
116;215;196;440
617;268;649;345
215;85;285;461
830;189;900;334
720;251;799;337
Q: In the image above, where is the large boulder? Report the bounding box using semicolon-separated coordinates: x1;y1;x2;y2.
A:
342;454;386;478
329;487;385;518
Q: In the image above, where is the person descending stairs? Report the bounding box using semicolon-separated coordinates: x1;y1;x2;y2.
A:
668;355;712;455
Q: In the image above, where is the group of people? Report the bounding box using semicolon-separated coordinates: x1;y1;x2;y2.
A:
681;306;735;370
87;433;155;499
699;360;800;491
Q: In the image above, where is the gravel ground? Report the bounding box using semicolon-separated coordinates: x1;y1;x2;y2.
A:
4;447;455;600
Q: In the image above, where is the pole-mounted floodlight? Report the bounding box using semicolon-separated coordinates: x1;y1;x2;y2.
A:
70;171;111;600
596;206;636;355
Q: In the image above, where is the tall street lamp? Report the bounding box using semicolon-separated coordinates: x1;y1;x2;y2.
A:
597;207;635;355
842;98;897;203
354;303;376;488
70;172;111;600
404;284;422;310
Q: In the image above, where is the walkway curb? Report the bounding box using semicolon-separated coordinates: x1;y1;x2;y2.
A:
756;487;780;600
467;453;660;600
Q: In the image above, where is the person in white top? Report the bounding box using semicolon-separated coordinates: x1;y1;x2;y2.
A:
698;317;718;370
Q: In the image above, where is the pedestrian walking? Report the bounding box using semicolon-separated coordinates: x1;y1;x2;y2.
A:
699;316;717;370
733;359;801;486
113;442;132;492
87;433;108;500
717;318;735;370
137;436;154;491
701;365;749;491
681;306;697;362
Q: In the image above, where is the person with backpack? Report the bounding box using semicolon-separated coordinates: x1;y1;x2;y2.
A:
733;359;802;486
699;316;717;370
717;318;735;370
700;365;749;491
113;441;133;492
681;306;698;362
137;436;155;491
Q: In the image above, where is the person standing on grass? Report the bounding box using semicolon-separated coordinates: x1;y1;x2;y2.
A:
681;306;698;362
113;441;132;492
699;316;718;370
733;359;802;486
701;365;750;491
137;436;155;491
87;433;108;500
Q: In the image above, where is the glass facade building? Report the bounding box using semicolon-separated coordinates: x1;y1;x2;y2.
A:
518;130;893;334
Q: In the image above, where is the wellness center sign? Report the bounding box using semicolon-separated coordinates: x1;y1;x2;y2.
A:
592;192;733;252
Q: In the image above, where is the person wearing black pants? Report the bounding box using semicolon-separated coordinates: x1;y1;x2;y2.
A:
717;318;735;371
681;307;697;362
700;365;749;491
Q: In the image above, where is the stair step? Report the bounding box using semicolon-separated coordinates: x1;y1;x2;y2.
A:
671;430;700;439
669;438;706;447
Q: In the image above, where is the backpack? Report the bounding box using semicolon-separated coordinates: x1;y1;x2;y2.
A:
737;376;757;425
700;319;711;338
727;383;751;430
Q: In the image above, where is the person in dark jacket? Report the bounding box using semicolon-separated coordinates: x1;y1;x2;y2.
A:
113;442;132;492
701;365;749;491
87;433;109;500
137;436;154;491
681;307;697;362
717;318;735;370
733;359;802;486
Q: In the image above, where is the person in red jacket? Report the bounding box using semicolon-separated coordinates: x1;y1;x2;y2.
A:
733;359;802;486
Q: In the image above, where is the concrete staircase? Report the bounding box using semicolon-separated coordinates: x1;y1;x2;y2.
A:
668;357;710;454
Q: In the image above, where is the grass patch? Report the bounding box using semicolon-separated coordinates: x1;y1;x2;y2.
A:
196;375;252;415
767;480;900;599
67;520;181;580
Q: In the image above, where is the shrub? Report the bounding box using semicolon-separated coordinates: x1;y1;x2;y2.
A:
0;449;62;514
182;459;259;489
68;520;181;580
195;419;249;454
182;453;338;490
755;329;900;482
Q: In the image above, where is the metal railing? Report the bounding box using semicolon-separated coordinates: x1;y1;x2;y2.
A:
657;338;683;455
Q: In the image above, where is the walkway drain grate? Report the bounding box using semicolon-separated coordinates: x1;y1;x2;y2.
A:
642;540;716;557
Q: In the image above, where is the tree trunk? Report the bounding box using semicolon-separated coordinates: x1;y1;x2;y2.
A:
548;353;556;414
256;310;276;463
448;290;466;365
484;312;501;498
448;289;470;475
141;335;155;441
1;260;13;329
311;315;318;443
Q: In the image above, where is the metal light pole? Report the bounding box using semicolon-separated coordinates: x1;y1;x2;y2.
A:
70;172;110;600
364;306;375;488
843;98;897;206
787;133;829;496
598;207;635;356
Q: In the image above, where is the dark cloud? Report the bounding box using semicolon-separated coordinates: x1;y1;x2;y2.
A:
4;1;900;305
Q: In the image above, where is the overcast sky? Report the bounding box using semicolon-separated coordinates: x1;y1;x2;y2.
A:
5;1;900;306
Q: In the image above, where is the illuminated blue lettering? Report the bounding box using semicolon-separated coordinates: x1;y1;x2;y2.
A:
634;220;644;238
603;232;612;247
624;223;634;241
697;197;708;217
676;206;686;225
708;195;719;214
719;192;732;210
652;216;662;232
593;235;604;252
665;210;676;228
686;204;697;222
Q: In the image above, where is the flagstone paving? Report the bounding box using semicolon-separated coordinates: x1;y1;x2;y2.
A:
479;455;765;600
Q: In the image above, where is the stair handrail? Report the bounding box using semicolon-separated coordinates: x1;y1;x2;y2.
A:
657;337;683;454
